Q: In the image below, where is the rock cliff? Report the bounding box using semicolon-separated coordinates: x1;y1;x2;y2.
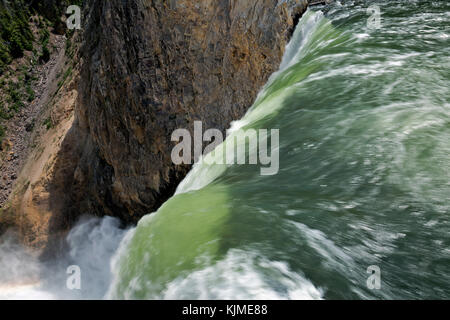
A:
70;0;308;223
1;0;309;248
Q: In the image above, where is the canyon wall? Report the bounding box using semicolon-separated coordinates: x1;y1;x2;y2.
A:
1;0;309;248
70;0;308;223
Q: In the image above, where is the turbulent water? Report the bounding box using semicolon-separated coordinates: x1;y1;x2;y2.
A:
1;0;450;299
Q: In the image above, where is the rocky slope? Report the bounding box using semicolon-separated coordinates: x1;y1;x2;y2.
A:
0;33;80;248
0;1;81;247
1;0;310;248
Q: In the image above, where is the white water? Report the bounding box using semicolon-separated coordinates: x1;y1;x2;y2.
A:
161;249;323;300
0;216;128;299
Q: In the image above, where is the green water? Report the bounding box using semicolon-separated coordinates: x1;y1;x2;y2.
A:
110;1;450;299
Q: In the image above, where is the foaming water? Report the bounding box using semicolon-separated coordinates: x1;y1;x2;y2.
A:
0;217;128;299
2;0;450;299
161;250;323;300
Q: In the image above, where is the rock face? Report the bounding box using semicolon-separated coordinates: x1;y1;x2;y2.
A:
68;0;308;223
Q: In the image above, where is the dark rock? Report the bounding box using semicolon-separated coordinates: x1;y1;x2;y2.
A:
25;121;35;132
66;0;309;224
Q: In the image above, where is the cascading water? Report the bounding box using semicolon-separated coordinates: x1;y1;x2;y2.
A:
0;216;128;299
1;0;449;299
108;1;450;300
